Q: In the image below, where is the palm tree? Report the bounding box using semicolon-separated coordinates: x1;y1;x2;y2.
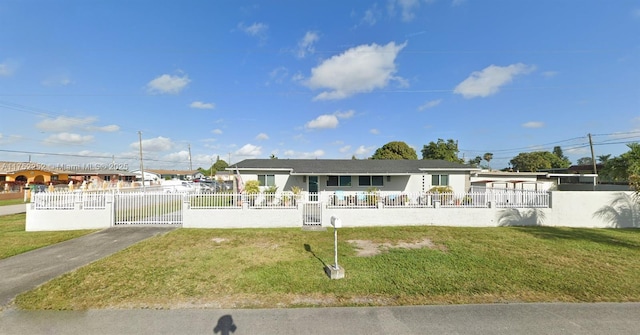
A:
483;152;493;170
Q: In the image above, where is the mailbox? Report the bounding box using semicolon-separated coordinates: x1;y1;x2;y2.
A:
331;216;342;228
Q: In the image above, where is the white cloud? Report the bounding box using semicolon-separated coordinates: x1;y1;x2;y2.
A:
306;114;339;129
36;116;96;132
238;22;268;44
542;71;558;78
268;67;289;85
44;132;94;145
235;143;262;157
36;116;120;133
370;128;380;135
89;124;120;132
360;4;381;26
335;110;355;119
256;133;269;141
146;74;191;94
305;110;356;130
339;145;352;153
388;0;421;22
42;74;73;87
354;145;373;156
418;99;442;111
131;136;174;152
306;41;407;100
522;121;545;128
190;101;215;109
0;59;18;77
283;149;325;158
296;31;319;58
454;63;536;99
211;129;223;135
162;150;191;162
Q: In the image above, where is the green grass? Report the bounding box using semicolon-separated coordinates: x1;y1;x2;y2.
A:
0;198;26;206
12;225;640;310
0;214;96;260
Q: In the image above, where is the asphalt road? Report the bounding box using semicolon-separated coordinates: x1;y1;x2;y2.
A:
0;203;27;216
1;302;640;335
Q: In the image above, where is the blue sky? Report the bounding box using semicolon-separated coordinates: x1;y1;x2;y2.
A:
1;0;639;170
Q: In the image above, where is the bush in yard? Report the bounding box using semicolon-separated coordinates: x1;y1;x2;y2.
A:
244;180;260;194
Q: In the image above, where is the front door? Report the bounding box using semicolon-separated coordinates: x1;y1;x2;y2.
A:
308;176;318;201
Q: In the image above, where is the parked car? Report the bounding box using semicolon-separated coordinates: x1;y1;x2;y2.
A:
161;180;196;193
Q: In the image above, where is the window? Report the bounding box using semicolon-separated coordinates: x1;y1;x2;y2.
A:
431;174;449;186
359;176;384;186
327;176;351;187
258;174;275;187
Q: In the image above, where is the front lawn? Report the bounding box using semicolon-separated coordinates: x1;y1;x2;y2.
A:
13;225;640;310
0;214;96;260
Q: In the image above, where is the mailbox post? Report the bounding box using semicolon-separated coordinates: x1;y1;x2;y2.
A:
325;216;345;279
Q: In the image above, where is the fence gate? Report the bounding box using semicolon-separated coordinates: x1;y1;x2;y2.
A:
302;193;323;230
114;192;184;226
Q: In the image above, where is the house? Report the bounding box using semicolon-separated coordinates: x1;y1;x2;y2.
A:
0;161;70;190
132;169;202;181
470;170;554;191
67;169;137;184
228;159;479;193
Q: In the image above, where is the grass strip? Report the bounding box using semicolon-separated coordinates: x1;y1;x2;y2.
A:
13;226;640;310
0;214;96;260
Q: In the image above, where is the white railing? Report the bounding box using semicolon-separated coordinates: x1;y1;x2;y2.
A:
326;190;550;209
32;191;107;210
188;192;300;209
114;192;183;225
31;189;550;211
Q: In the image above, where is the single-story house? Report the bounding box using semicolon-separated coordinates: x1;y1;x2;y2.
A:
68;169;137;184
228;159;480;193
470;170;554;191
0;161;70;187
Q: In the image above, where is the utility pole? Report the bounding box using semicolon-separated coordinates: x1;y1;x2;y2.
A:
188;144;193;171
138;131;145;191
588;133;597;174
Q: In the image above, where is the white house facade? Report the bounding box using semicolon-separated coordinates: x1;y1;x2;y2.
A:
228;159;479;193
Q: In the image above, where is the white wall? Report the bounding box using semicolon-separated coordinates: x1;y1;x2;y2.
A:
26;204;113;231
25;191;639;231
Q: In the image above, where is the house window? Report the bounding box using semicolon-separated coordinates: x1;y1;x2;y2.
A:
358;176;384;187
431;174;449;186
258;174;275;187
327;176;352;187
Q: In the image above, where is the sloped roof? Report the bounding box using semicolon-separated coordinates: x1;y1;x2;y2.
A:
230;159;477;175
0;161;67;174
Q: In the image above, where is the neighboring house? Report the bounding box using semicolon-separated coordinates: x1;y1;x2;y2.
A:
0;161;70;186
68;169;136;184
228;159;479;193
470;170;554;191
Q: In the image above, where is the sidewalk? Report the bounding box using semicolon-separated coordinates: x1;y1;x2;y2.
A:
1;302;639;334
0;204;26;216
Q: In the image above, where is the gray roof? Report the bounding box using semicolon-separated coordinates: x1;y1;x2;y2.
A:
230;159;477;175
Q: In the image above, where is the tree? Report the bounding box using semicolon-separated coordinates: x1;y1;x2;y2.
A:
552;146;572;167
483;152;493;169
509;151;571;172
212;158;228;172
600;143;640;186
421;138;464;163
468;156;482;166
371;141;417;160
597;154;611;163
576;157;593;166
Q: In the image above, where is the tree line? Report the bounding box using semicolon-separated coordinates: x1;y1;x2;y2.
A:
370;139;640;186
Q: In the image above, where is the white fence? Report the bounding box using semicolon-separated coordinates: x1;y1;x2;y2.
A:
26;189;639;231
